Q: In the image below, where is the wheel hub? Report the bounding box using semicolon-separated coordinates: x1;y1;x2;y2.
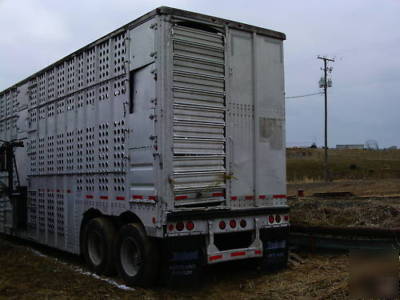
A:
120;237;141;277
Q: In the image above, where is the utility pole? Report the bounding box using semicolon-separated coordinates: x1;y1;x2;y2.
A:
317;56;334;182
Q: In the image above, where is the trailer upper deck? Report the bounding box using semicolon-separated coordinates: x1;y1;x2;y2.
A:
0;6;285;96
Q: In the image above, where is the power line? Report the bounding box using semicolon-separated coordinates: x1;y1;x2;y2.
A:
285;92;323;99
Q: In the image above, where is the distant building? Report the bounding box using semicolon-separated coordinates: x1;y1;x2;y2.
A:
336;144;364;150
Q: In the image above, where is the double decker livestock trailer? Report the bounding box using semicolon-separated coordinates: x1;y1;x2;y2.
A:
0;7;288;286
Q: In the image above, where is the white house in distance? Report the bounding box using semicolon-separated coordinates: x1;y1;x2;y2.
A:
336;144;365;150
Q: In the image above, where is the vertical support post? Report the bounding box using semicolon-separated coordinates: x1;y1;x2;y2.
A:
6;144;14;195
323;58;328;182
317;56;334;182
252;32;258;203
224;25;231;208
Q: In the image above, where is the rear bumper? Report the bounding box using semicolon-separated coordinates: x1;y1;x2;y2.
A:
164;207;289;264
162;225;289;269
206;218;288;264
208;247;263;263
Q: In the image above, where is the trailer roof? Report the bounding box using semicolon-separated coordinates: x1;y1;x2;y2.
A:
158;6;286;40
0;6;286;95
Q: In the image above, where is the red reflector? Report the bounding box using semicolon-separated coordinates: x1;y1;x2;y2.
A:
231;251;246;257
212;192;224;197
148;196;157;201
273;194;286;199
245;195;254;200
268;215;275;224
132;195;143;199
168;224;174;231
259;195;266;199
85;195;93;199
219;221;226;230
255;250;262;255
116;196;125;201
100;196;108;200
186;221;194;231
240;219;247;228
209;255;223;262
230;196;237;201
152;217;156;224
176;222;184;231
229;219;237;228
284;215;289;222
175;195;188;200
275;214;281;223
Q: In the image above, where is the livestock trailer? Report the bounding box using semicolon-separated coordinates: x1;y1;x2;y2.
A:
0;7;288;286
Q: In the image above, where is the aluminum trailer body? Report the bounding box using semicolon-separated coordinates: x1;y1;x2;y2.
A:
0;7;288;285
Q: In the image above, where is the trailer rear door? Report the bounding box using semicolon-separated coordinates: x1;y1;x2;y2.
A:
171;24;226;207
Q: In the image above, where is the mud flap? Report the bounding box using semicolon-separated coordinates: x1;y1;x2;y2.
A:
160;236;205;287
260;240;288;270
259;226;289;270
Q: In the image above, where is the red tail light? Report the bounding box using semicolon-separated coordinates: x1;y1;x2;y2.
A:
240;219;247;228
186;221;194;231
268;215;275;224
229;219;237;228
219;221;226;230
176;222;184;231
168;224;174;231
275;214;281;223
284;215;289;222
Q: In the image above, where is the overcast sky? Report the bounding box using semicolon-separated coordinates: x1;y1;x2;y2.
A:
1;0;399;148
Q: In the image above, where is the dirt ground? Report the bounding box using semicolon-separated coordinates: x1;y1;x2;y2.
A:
0;236;349;299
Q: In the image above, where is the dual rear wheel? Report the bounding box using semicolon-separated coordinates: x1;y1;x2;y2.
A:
81;218;159;286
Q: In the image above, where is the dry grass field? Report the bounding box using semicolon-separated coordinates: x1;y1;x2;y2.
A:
287;148;400;182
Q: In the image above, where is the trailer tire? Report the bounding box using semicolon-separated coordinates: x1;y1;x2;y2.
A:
82;217;116;275
115;223;159;287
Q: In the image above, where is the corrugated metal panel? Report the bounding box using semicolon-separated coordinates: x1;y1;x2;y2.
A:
227;30;286;208
171;25;226;207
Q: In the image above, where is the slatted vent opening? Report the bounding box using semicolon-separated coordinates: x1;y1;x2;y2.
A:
171;24;226;207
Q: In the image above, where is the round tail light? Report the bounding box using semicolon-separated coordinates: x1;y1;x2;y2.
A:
219;221;226;230
186;221;194;231
268;215;275;224
176;222;184;231
240;219;247;228
275;214;281;223
229;219;237;228
168;224;174;231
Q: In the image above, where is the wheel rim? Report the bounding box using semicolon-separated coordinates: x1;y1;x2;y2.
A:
88;230;104;266
120;237;141;277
